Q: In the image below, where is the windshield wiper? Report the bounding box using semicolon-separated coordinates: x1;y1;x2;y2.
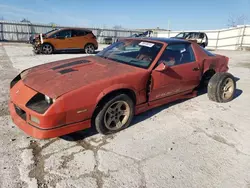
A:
96;54;108;59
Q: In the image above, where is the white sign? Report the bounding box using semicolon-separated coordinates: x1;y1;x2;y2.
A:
139;41;155;48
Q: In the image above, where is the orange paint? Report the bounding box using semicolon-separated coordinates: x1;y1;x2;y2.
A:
9;38;229;139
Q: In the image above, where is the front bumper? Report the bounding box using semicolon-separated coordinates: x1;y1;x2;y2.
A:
33;43;42;54
9;101;91;139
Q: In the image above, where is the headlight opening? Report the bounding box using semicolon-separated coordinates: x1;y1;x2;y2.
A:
45;95;53;104
26;93;55;114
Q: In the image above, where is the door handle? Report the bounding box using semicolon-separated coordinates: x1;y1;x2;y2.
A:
193;67;200;71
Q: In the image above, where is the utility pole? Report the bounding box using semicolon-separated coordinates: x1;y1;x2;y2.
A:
167;20;170;30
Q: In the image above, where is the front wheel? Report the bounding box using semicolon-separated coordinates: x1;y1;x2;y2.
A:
94;94;134;135
42;43;53;54
207;72;236;103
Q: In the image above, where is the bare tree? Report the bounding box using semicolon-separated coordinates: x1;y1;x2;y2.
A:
228;14;248;27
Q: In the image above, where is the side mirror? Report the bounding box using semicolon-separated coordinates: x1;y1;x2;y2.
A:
155;62;168;72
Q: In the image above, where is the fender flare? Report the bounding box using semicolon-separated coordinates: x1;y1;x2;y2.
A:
96;84;138;105
201;59;217;74
42;42;54;49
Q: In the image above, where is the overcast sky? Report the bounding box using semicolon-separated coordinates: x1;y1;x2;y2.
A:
0;0;249;30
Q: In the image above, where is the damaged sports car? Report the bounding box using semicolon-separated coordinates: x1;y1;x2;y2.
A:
9;38;236;139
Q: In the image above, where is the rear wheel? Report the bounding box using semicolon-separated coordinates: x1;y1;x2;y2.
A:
84;44;95;54
207;72;236;103
42;43;53;54
94;94;134;135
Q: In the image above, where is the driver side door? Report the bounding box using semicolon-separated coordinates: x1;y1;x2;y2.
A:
50;30;72;50
149;43;201;102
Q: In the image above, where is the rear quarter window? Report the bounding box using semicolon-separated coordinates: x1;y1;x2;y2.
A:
72;30;87;37
200;46;215;56
158;43;196;67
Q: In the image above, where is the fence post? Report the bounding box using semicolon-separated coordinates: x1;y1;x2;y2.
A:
27;23;30;43
113;29;117;43
215;31;220;50
16;24;19;41
240;25;246;50
0;22;3;41
96;28;101;43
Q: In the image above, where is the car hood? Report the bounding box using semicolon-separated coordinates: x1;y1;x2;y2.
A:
22;56;145;99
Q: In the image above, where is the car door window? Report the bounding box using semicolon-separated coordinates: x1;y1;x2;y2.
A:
72;30;87;37
176;32;185;38
53;30;71;38
193;33;200;39
199;33;205;39
158;43;196;67
185;33;192;39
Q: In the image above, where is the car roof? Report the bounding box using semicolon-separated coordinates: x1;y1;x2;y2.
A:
46;27;93;37
137;37;191;44
60;27;92;32
181;31;206;34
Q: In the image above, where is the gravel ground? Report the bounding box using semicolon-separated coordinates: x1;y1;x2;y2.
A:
0;43;250;188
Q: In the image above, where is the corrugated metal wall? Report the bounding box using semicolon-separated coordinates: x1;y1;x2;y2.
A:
156;25;250;50
2;20;249;50
0;20;142;43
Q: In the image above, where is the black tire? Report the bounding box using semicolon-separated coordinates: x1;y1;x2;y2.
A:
42;43;53;54
207;72;236;103
200;70;215;88
95;94;134;135
84;44;95;54
200;43;206;48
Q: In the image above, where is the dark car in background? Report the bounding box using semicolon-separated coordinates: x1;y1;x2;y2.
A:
130;30;153;38
173;32;208;48
106;30;154;44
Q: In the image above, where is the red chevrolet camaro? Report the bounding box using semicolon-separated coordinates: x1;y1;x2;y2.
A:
9;38;236;139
